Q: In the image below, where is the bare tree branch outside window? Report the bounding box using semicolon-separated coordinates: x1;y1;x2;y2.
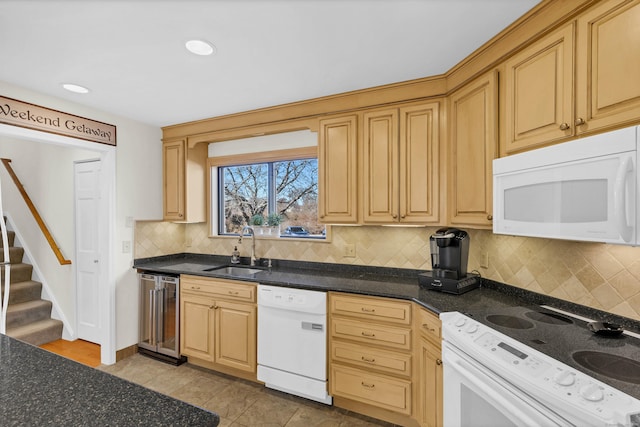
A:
220;159;324;237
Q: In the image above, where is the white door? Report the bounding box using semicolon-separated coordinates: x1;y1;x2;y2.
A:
74;160;101;344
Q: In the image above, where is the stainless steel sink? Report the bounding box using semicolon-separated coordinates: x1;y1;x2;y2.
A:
204;265;264;276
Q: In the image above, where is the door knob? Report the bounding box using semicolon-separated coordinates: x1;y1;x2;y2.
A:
559;123;570;131
575;117;585;126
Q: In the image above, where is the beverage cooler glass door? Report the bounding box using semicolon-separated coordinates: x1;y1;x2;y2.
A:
138;274;157;353
493;152;637;245
138;274;180;358
158;276;179;357
442;343;568;427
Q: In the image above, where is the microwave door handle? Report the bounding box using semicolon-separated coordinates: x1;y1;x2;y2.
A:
614;156;634;243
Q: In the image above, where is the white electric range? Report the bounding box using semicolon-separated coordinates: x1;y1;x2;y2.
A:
441;306;640;426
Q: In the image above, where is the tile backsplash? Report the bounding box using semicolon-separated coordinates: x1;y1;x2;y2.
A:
135;221;640;321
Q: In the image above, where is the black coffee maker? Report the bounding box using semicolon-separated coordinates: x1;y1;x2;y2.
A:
419;228;479;294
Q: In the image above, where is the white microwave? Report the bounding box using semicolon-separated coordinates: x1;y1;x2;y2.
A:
493;125;639;245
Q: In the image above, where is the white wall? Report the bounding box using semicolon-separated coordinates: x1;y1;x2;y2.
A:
0;81;162;358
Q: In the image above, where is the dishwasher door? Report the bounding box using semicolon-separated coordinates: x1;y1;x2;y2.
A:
257;284;331;404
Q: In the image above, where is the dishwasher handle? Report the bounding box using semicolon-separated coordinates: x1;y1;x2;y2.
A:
301;321;324;332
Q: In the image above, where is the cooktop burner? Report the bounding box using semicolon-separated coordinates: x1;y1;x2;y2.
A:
572;351;640;384
486;314;534;329
525;310;574;325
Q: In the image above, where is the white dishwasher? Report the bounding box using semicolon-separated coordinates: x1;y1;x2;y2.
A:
257;284;332;404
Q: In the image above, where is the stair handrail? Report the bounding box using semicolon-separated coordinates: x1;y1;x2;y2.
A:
0;172;11;334
1;158;71;266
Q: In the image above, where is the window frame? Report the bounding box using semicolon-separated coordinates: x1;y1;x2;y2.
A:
208;146;330;241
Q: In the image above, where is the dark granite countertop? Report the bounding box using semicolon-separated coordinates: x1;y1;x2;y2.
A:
133;253;640;327
0;334;219;426
134;252;640;400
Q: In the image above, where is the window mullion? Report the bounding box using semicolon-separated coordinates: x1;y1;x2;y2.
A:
268;162;276;214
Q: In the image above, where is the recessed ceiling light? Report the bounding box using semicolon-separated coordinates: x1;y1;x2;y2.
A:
62;83;90;94
185;39;216;56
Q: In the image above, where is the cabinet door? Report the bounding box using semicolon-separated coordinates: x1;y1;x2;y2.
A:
416;338;442;427
399;102;440;224
318;115;359;223
576;0;640;133
180;293;215;362
214;300;256;373
503;24;574;153
163;139;185;220
448;71;497;228
362;108;398;223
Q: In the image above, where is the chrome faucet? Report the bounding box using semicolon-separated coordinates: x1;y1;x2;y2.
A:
238;226;257;266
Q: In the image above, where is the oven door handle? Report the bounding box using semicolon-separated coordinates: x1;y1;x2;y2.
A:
443;345;568;427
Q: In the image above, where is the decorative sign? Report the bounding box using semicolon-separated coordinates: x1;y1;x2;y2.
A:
0;95;116;146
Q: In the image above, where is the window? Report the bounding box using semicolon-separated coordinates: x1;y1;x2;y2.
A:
218;157;325;239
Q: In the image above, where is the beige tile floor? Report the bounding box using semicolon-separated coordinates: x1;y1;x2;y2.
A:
98;354;396;427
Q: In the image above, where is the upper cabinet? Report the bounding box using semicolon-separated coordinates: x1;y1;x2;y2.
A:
503;0;640;154
575;0;640;133
318;115;359;224
503;24;574;154
163;139;207;222
448;71;498;229
362;102;440;224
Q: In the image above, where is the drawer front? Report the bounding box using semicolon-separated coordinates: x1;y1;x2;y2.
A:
330;293;411;325
181;275;256;302
330;365;412;415
417;307;441;343
331;341;411;377
331;318;411;350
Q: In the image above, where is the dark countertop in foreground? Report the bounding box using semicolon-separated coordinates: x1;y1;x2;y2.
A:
0;334;219;426
135;253;640;400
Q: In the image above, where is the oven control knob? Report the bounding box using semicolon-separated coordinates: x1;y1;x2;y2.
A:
454;317;467;327
464;323;478;334
579;383;604;402
553;370;576;386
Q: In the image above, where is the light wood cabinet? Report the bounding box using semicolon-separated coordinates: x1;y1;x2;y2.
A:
318;115;359;224
503;24;574;153
414;306;442;427
448;71;497;228
329;293;415;425
575;0;640;133
503;0;640;155
163;139;207;222
180;275;256;374
362;102;440;224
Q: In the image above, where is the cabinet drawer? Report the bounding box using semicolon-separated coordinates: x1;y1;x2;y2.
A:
331;318;411;350
330;365;412;415
417;307;441;343
331;341;411;377
330;293;411;325
181;275;256;302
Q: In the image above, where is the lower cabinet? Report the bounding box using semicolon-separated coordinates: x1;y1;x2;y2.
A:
329;292;417;426
414;306;443;427
180;275;257;376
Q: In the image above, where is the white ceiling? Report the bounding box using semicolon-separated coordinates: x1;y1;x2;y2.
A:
0;0;539;128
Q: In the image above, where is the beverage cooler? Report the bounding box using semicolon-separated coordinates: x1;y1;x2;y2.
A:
138;273;185;364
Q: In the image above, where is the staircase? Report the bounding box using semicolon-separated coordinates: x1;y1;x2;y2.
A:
1;229;63;345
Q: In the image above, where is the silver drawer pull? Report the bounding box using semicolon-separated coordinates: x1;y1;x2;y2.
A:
422;324;436;333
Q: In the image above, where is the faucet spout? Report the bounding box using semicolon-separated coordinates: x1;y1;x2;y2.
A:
240;226;257;266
